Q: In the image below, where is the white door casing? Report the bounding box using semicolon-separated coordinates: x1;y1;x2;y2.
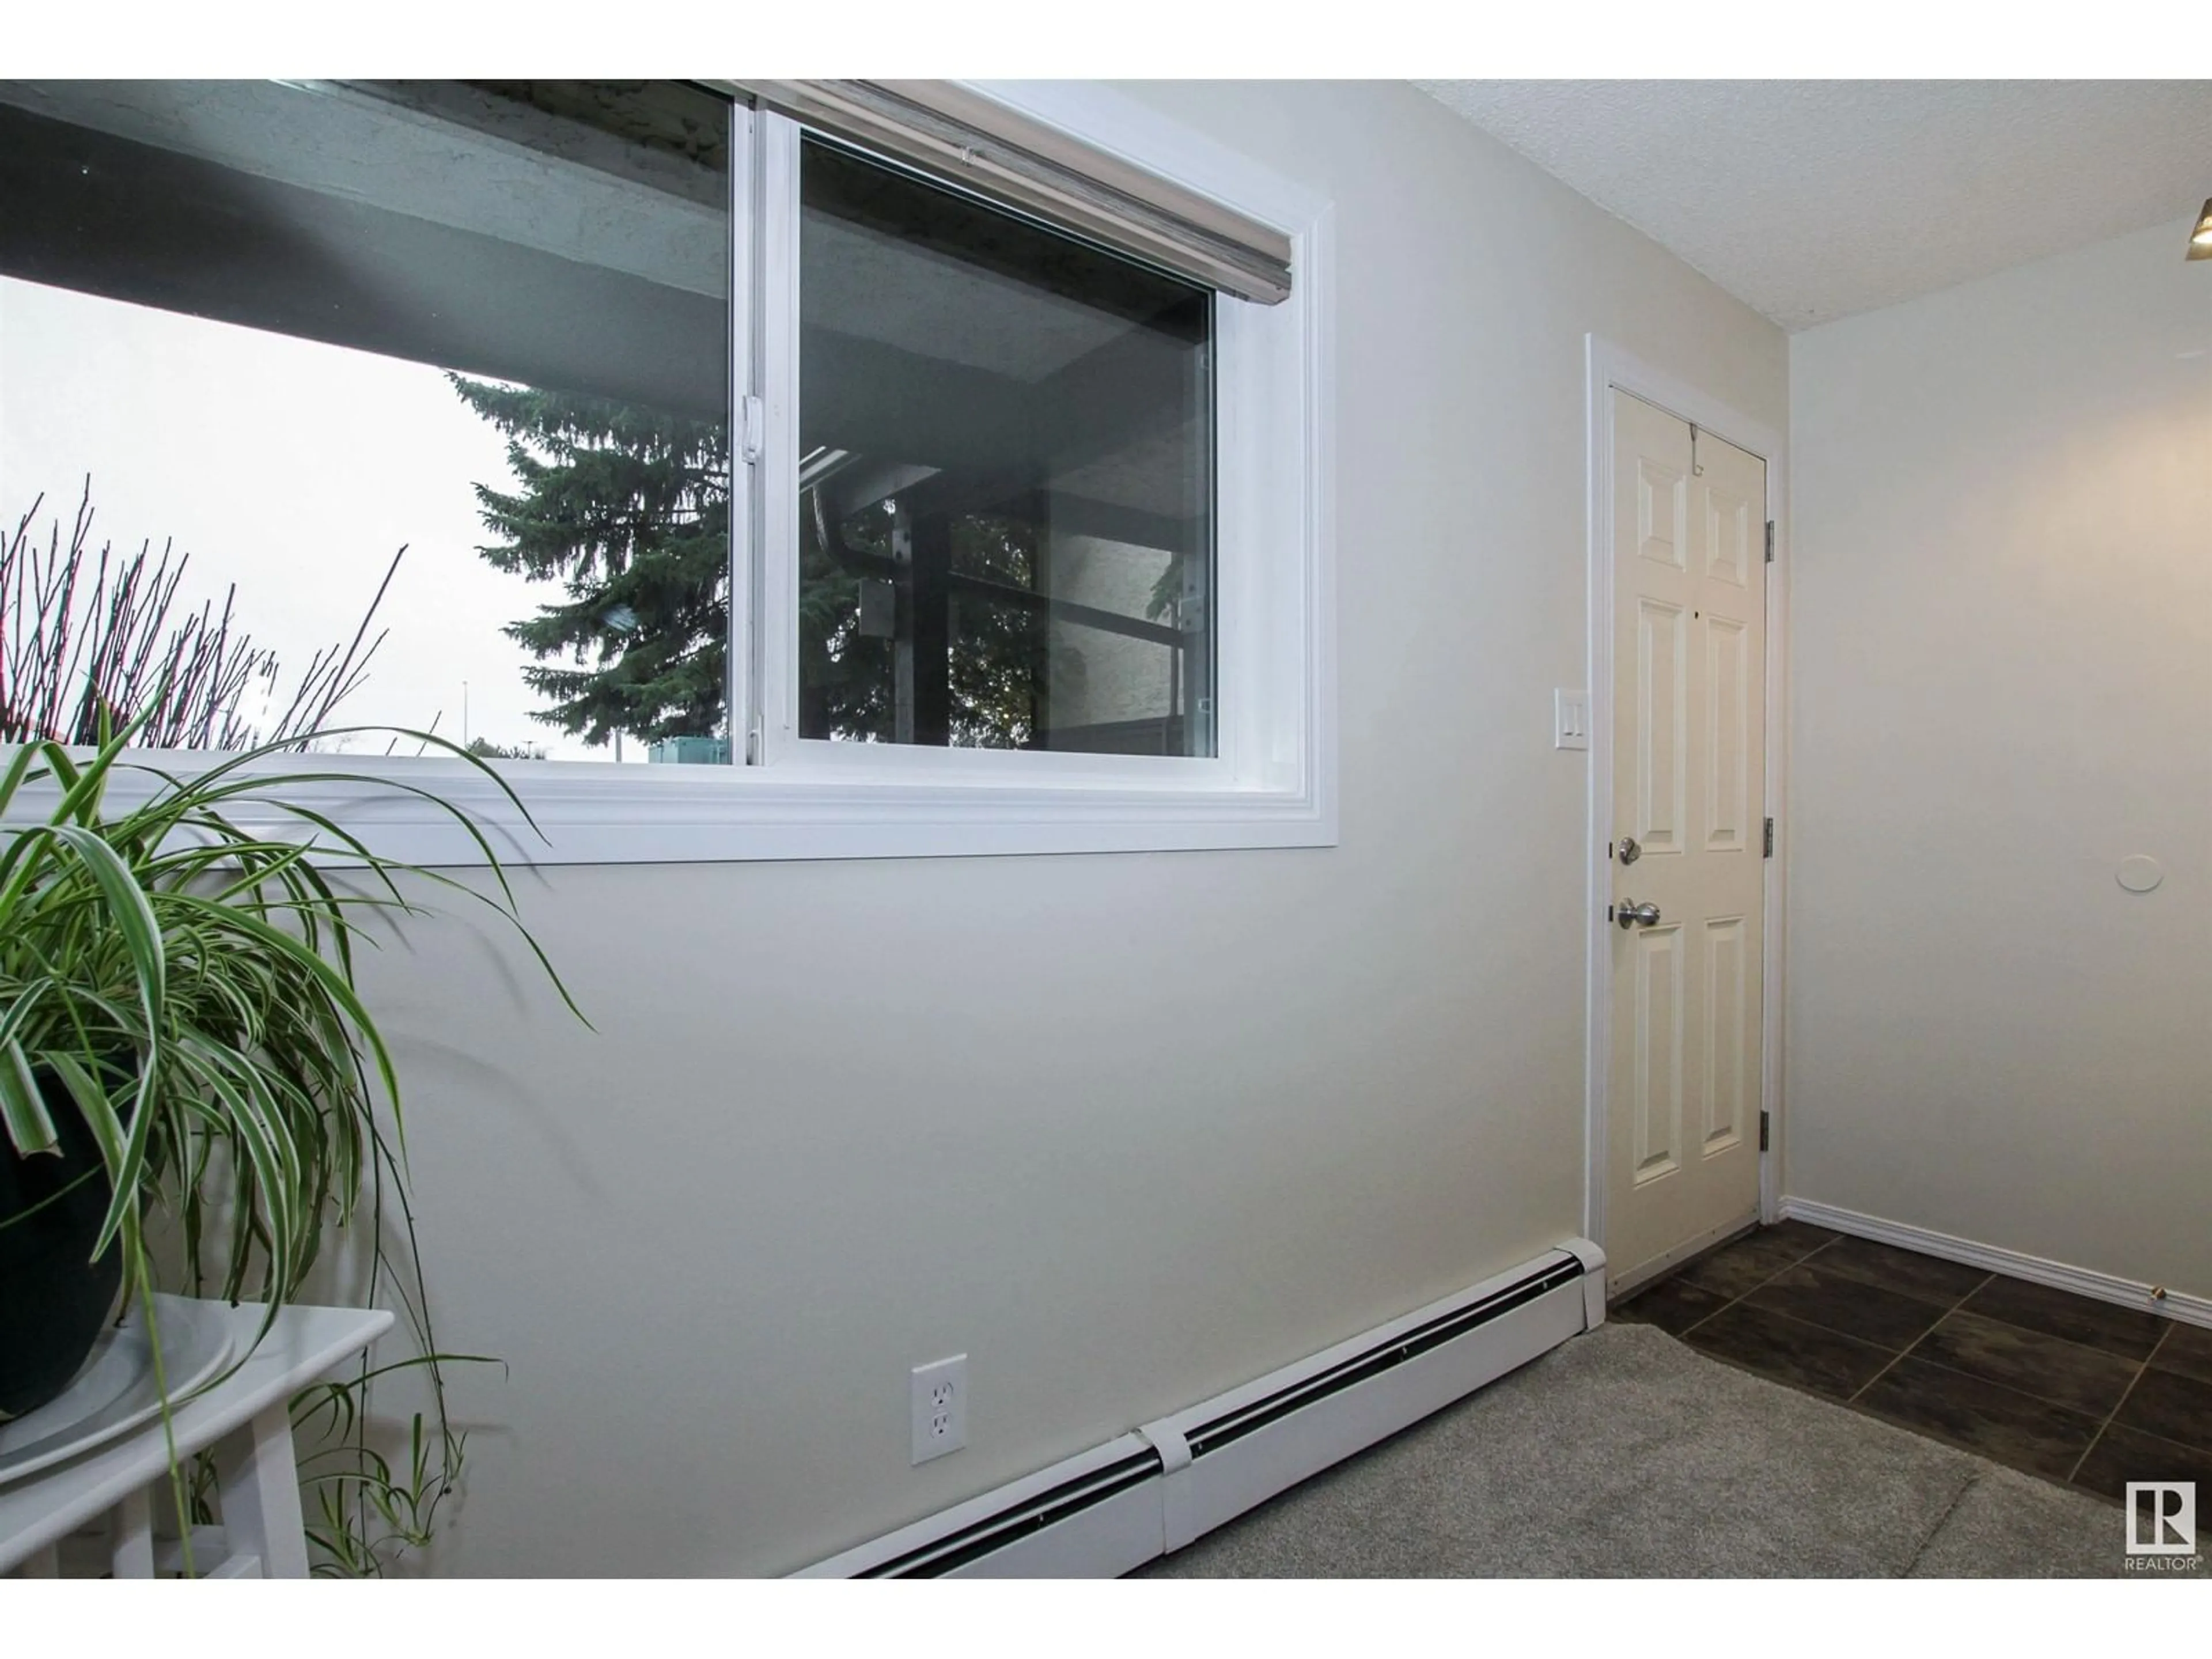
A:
1604;388;1767;1287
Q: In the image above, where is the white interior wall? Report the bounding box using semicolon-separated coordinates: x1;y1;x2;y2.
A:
362;79;1785;1577
1785;218;2212;1296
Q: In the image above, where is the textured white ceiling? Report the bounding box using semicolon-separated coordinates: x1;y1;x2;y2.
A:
1414;80;2212;329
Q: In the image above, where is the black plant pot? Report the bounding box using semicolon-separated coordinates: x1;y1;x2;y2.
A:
0;1083;123;1421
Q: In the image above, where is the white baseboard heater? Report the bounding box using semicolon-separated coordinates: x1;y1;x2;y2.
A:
793;1238;1605;1578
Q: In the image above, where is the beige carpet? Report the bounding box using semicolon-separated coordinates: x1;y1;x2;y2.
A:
1137;1321;2128;1577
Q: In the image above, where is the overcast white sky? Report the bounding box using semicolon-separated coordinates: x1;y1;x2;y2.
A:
1;273;643;763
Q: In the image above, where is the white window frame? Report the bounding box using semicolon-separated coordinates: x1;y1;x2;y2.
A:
13;81;1336;867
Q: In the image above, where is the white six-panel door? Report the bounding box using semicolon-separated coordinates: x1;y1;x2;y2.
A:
1607;388;1767;1286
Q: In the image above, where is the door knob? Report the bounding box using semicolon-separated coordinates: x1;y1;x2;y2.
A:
1616;900;1662;929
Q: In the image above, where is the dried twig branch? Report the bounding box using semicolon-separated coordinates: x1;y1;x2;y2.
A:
1;479;402;748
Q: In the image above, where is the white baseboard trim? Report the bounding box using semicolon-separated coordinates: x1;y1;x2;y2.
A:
1779;1197;2212;1332
793;1241;1602;1576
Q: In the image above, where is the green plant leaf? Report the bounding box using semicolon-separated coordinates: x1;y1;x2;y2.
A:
0;740;46;819
39;1051;133;1270
0;1032;59;1158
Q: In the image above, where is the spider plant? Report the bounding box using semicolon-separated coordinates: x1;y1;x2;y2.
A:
0;702;582;1573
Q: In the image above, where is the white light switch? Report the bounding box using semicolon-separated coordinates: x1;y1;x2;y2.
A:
1555;690;1591;751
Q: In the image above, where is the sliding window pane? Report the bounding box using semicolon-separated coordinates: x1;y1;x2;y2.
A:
797;136;1215;756
0;80;732;762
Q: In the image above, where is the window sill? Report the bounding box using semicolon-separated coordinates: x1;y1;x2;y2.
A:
8;749;1336;866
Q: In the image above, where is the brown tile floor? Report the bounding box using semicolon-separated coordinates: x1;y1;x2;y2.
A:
1615;1221;2212;1506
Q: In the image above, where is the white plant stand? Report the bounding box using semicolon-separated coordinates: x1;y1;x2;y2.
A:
1;1303;392;1579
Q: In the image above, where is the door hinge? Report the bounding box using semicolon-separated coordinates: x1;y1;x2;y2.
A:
1764;520;1775;563
1763;816;1775;858
740;393;766;465
1759;1111;1771;1152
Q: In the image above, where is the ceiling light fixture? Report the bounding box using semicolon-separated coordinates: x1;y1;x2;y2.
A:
2191;198;2212;261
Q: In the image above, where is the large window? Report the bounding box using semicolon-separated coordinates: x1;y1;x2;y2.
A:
0;79;1332;861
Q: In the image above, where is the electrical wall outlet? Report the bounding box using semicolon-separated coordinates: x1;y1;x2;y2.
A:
910;1354;967;1464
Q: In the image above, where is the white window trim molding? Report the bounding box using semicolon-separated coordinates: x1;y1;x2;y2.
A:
7;82;1336;869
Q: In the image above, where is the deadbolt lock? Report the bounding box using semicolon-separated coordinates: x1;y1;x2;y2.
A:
1618;835;1642;865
